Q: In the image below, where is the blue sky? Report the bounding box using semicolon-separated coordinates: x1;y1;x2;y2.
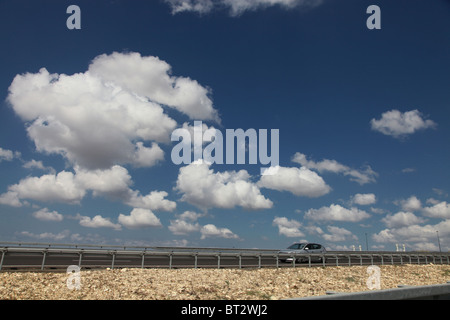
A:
0;0;449;251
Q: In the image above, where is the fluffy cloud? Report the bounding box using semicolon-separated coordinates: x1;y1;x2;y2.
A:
89;52;219;122
398;195;422;212
8;171;86;204
169;219;201;235
272;216;304;238
125;190;177;212
292;152;378;185
165;0;324;16
0;191;23;207
176;160;272;210
22;159;55;173
74;165;133;198
7;52;218;170
373;219;450;251
19;230;71;241
258;166;331;197
422;201;450;219
168;210;237;240
76;214;122;230
200;224;239;239
32;208;64;222
305;204;370;222
381;211;425;228
351;193;376;206
322;226;357;242
169;211;202;235
118;208;162;229
0;147;20;162
1;165;176;211
370;109;436;138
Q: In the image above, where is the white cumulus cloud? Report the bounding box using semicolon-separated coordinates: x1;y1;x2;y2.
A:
7;52;218;170
32;208;64;222
351;193;376;206
0;147;21;162
76;214;122;230
118;208;162;229
398;195;422;212
168;210;203;235
373;219;450;251
272;216;304;238
200;224;239;239
258;165;331;197
370;109;436;138
381;211;425;228
292;152;378;185
322;226;357;242
422;201;450;219
1;165;176;211
304;204;370;222
176;160;273;210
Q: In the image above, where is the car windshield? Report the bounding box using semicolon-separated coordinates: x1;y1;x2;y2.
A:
287;243;307;250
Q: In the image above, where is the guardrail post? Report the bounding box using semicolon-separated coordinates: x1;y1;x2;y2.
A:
217;254;221;269
0;250;5;271
194;253;198;269
238;254;242;269
78;251;83;267
335;255;339;267
141;252;145;269
258;255;261;269
348;255;351;267
111;252;116;270
41;250;47;270
308;256;311;268
169;253;173;269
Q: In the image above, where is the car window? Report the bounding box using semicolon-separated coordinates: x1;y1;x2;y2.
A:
287;243;306;250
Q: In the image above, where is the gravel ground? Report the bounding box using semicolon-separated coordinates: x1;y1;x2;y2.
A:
1;264;449;300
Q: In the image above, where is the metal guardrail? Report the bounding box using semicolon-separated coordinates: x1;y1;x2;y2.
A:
1;242;449;271
0;241;279;253
293;282;450;300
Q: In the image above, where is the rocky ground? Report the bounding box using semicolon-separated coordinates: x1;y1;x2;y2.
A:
1;264;449;300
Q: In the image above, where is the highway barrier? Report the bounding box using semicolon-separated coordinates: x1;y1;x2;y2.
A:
292;282;450;300
1;242;449;271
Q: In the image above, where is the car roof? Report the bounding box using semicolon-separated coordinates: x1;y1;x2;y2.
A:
290;242;323;246
292;242;315;245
